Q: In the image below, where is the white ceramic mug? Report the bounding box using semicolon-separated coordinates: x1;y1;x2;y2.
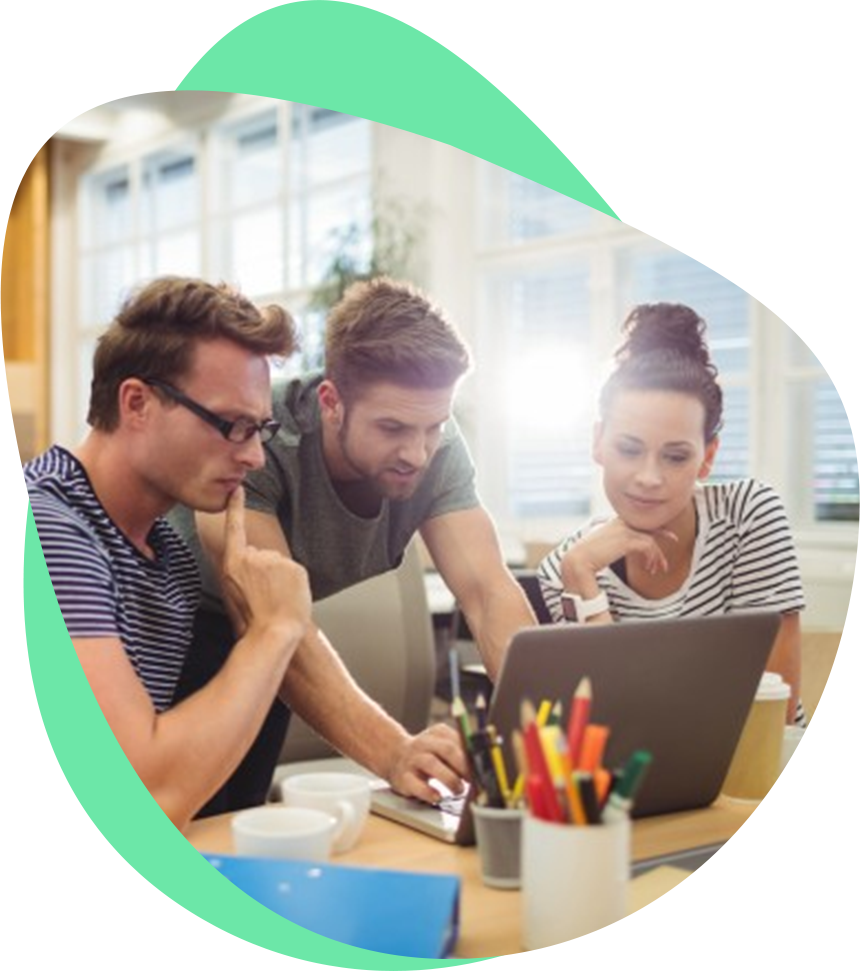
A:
231;805;341;861
279;772;372;853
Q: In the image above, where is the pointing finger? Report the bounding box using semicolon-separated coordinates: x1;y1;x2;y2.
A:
224;484;247;557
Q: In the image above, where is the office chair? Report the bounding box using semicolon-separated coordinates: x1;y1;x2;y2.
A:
270;541;436;791
448;569;552;692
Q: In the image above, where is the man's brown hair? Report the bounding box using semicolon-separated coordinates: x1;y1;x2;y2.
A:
324;277;471;403
87;276;298;430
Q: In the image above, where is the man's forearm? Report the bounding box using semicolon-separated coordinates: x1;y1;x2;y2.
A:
280;628;412;781
466;584;536;683
138;623;301;830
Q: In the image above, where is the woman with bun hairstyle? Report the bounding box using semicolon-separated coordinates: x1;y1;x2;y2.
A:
538;303;805;725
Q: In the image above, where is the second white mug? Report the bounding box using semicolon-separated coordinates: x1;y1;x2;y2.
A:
231;805;339;861
279;772;372;853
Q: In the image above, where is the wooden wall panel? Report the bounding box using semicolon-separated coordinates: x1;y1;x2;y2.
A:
2;142;50;461
0;130;17;360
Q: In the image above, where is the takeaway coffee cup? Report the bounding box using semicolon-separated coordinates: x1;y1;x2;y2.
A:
279;772;371;853
722;672;790;801
231;805;340;861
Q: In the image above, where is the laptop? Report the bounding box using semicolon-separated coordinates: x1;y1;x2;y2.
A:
370;611;780;842
630;840;737;883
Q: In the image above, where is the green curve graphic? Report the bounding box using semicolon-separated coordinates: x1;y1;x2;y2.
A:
178;1;616;218
24;509;470;969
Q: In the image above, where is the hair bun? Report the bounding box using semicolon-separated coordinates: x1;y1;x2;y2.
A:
617;303;711;367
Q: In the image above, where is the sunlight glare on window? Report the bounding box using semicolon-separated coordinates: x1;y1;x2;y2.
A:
505;342;597;435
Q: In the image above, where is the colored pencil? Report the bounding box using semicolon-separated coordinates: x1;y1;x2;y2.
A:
567;676;592;767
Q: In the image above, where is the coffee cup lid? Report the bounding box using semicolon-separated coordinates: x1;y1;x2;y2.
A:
756;672;790;701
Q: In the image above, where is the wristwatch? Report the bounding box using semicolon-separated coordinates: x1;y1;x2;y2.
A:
560;590;610;623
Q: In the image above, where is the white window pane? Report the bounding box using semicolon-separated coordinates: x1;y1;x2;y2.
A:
480;165;595;246
619;248;751;375
481;69;594;246
507;68;591;117
141;151;197;233
287;209;303;290
81;247;137;326
228;208;284;296
616;77;735;219
786;328;822;369
152;230;201;277
813;380;858;521
86;167;131;246
77;337;96;439
709;385;749;481
290;106;370;191
225;110;281;208
299;310;326;371
491;265;595;519
302;181;372;286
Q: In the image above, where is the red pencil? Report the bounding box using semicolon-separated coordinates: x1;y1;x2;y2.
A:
567;676;592;768
521;703;565;822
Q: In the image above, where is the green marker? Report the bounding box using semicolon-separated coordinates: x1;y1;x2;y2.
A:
601;750;653;823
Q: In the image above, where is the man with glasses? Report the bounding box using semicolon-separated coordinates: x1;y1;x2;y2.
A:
173;277;536;814
24;277;312;831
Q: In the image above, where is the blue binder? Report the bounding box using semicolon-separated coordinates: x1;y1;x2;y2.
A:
204;854;461;958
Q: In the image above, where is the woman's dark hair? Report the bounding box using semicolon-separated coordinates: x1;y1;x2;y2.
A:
599;303;723;442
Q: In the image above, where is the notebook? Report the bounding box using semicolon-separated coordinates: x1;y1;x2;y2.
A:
371;611;780;841
204;853;460;958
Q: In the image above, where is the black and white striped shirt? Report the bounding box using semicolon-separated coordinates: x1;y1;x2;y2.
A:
25;446;201;712
538;479;807;723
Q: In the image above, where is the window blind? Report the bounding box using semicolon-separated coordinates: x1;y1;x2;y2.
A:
814;381;858;521
499;264;595;519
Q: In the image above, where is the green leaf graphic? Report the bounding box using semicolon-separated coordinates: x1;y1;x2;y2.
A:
179;1;615;217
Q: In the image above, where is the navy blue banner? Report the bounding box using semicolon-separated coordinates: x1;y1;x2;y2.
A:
0;7;735;68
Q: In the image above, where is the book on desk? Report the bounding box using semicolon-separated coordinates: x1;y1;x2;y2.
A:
204;853;460;958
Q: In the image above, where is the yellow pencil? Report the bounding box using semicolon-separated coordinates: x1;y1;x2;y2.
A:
490;742;512;807
556;734;588;825
535;698;553;728
510;729;527;806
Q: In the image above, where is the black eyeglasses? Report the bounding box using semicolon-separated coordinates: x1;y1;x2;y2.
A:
143;378;280;445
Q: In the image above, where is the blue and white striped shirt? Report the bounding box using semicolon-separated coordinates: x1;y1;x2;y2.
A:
25;446;201;712
538;479;807;724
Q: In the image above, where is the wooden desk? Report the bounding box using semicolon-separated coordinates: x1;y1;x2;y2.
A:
187;797;757;958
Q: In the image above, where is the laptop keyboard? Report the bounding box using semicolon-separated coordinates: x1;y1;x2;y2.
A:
437;793;467;817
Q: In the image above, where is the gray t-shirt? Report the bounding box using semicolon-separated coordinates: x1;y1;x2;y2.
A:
170;373;479;609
